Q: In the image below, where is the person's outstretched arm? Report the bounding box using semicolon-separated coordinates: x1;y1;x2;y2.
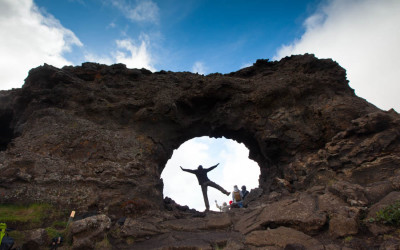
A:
180;166;195;174
206;163;219;172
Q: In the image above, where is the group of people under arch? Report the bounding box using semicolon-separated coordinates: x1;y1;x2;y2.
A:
215;184;249;212
180;163;250;212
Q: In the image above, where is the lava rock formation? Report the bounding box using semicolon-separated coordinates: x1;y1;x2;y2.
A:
1;54;399;249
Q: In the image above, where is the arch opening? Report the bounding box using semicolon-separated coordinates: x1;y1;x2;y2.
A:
161;136;260;211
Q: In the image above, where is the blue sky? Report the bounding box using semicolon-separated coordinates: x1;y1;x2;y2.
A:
1;0;399;211
32;0;316;74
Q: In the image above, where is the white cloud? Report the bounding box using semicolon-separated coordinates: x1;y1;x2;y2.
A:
111;0;159;23
220;140;259;191
84;52;114;65
85;35;155;71
161;137;260;211
114;37;155;70
274;0;400;112
0;0;82;90
192;61;206;75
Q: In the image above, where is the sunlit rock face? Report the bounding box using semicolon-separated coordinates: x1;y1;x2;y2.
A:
0;55;399;245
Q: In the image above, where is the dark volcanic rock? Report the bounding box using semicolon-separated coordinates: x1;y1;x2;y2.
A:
245;226;324;249
0;54;400;248
235;193;327;235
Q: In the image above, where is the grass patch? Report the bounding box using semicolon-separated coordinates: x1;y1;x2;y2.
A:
0;203;69;229
46;227;64;239
52;221;68;229
344;236;353;242
0;203;52;224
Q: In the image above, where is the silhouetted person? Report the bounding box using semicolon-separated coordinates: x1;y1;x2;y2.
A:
180;163;230;211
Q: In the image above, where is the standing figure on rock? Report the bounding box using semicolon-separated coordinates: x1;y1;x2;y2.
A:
241;185;249;200
232;185;243;208
180;163;230;211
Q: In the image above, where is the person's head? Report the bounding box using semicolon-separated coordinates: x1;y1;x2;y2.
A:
234;185;239;191
223;202;227;206
198;165;203;170
241;185;246;191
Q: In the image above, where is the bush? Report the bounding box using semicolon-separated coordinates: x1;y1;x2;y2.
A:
375;201;400;226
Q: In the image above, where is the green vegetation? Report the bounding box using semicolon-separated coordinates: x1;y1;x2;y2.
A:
0;203;72;247
0;203;53;225
52;220;68;229
344;236;353;242
375;201;400;226
0;203;70;237
46;227;63;239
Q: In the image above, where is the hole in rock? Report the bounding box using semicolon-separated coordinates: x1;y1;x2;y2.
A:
162;136;260;211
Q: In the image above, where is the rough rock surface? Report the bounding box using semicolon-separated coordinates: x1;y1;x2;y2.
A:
235;193;327;234
245;226;324;249
1;54;400;248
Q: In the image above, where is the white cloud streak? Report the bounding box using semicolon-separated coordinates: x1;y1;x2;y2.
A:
274;0;400;112
0;0;82;90
84;35;156;71
192;61;206;75
114;38;155;70
161;137;260;211
240;62;253;69
111;0;159;23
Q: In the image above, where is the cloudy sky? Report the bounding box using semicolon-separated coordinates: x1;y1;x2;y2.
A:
1;0;399;211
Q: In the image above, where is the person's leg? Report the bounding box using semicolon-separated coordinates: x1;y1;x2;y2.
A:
207;181;230;195
201;184;210;211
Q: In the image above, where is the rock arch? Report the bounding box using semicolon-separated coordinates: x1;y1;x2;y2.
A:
0;54;398;215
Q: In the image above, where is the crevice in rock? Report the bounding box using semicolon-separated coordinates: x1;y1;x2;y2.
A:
0;109;15;151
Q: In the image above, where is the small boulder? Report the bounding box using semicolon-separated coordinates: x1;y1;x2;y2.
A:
329;214;358;238
69;214;111;249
